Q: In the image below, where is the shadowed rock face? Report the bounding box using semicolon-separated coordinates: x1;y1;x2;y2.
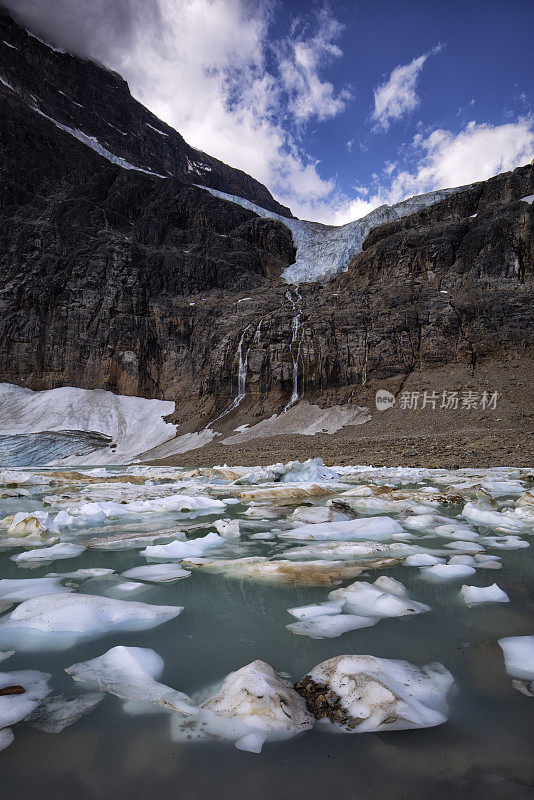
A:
0;9;532;418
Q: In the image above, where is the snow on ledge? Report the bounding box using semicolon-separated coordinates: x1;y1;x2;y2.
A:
0;383;176;465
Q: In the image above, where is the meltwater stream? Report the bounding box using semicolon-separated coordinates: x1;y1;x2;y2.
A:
0;462;533;800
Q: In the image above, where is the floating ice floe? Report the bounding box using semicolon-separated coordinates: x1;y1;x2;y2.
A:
0;577;72;602
483;535;529;550
237;484;340;505
46;568;116;580
11;542;86;566
232;459;339;485
461;503;533;534
142;532;224;560
171;660;313;753
404;553;444;566
66;646;197;714
278;517;405;542
121;564;191;583
294;655;454;732
0;667;51;749
0;510;59;540
460;583;510;605
86;530;184;551
420;564;476;580
498;636;534;680
290;505;335;524
281;540;420;561
0;594;182;651
182;556;401;586
26;692;104;733
287;576;429;638
443;541;485;553
214;519;240;538
60;494;225;525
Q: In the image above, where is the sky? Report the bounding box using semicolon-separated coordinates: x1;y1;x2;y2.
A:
4;0;534;223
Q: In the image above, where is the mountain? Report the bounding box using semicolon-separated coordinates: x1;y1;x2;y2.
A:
0;8;533;467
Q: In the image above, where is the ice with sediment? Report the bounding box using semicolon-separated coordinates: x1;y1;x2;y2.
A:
498;636;534;680
300;655;454;732
290;505;335;524
339;496;440;516
27;693;104;733
142;532;225;560
1;510;59;538
278;517;405;541
66;646;197;714
121;564;191;583
0;667;51;731
214;519;240;538
11;542;86;566
46;568;116;580
460;583;509;605
0;593;182;651
0;577;72;602
171;660;313;753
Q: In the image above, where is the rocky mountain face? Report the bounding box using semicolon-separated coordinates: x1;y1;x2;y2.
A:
0;8;533;444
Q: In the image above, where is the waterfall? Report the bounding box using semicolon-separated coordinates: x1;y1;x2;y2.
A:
283;289;302;413
362;332;369;386
206;319;262;427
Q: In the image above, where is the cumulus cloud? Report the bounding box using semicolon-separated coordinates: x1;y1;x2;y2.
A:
333;117;534;223
371;45;442;132
4;0;348;217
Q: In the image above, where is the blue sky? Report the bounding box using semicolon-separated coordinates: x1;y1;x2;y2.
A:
7;0;534;222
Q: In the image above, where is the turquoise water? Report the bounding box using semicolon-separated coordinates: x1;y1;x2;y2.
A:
0;467;533;799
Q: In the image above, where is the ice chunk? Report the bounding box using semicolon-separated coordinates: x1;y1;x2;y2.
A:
27;693;103;733
404;553;444;566
290;506;335;524
278;517;405;541
0;594;182;651
214;519;240;538
0;577;72;602
420;564;476;580
0;668;51;729
11;543;86;566
483;535;529;550
287;600;345;620
182;556;398;586
295;655;454;732
287;613;377;639
0;727;14;751
282;540;419;560
444;541;485;553
142;532;224;560
461;502;531;533
66;646;196;714
171;660;313;752
498;636;534;680
46;568;116;580
460;583;509;605
329;577;430;619
121;564;191;583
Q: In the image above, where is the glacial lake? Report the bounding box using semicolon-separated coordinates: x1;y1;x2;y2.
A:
0;462;533;800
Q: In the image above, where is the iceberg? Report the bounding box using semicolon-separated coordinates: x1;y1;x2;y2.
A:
498;636;534;680
11;542;86;566
420;564;476;580
0;593;182;651
142;532;224;560
278;517;405;541
0;577;72;602
66;646;197;714
121;564;191;583
460;583;510;605
26;692;103;733
294;655;454;732
171;660;313;753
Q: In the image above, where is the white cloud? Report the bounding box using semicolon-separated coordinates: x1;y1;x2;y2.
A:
371;45;442;132
334;117;534;224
